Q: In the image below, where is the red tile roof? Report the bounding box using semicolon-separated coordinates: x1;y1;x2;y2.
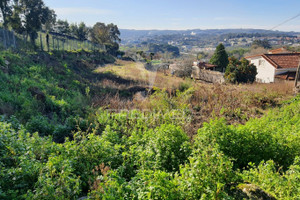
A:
197;62;217;69
262;53;300;69
275;71;296;80
268;47;290;54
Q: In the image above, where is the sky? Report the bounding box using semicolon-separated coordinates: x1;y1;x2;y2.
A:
44;0;300;31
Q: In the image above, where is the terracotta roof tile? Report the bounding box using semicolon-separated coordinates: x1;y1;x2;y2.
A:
268;47;290;54
263;53;300;69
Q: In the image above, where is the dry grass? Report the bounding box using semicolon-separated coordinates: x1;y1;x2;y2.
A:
95;60;187;89
187;81;295;135
92;59;295;136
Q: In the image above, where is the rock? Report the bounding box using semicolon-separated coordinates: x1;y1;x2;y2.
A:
228;183;277;200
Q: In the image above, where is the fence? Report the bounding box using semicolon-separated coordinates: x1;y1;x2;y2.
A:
0;28;105;52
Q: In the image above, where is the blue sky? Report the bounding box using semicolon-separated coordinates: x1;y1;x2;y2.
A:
44;0;300;31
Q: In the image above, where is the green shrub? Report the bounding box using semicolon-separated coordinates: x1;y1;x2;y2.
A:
242;157;300;199
177;144;236;200
196;97;300;169
30;156;81;200
26;115;54;136
130;170;180;200
135;124;191;172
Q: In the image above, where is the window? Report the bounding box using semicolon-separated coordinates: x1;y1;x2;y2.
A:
259;60;265;66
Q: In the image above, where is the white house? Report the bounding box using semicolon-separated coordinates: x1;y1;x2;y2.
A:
246;52;300;83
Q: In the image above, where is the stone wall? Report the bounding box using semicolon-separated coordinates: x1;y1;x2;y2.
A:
191;66;225;84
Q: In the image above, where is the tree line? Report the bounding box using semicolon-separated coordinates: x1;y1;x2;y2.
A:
0;0;121;54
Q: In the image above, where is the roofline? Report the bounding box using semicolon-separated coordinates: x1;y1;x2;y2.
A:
245;54;263;59
262;54;279;68
245;52;300;59
245;53;300;69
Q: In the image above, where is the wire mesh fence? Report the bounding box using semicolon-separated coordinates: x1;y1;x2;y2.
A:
0;28;105;52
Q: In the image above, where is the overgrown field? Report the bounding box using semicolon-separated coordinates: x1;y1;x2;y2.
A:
0;50;299;199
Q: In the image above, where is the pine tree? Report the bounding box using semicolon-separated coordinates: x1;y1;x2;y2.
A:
210;43;229;72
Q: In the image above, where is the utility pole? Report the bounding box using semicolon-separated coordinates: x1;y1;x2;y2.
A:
294;56;300;94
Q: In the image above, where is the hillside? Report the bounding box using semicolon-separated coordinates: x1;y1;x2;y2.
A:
0;50;298;199
120;28;298;41
120;28;299;47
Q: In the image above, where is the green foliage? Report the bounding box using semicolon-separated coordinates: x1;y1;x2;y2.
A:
1;95;300;199
130;170;180;200
210;43;229;71
0;51;100;141
90;22;121;55
252;39;272;49
196;96;300;169
70;22;90;41
134;124;191;172
30;156;81;200
242;158;300;199
177;144;236;200
225;57;257;83
148;43;180;57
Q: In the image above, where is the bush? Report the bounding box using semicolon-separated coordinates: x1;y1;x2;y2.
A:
130;170;180;200
177;144;236;199
196;97;300;169
30;156;81;200
242;157;300;199
225;57;257;83
134;124;191;172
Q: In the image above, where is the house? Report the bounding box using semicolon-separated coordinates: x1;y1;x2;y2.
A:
193;61;218;71
268;47;290;54
246;52;300;83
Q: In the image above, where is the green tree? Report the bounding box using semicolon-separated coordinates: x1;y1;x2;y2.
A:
0;0;13;28
70;22;89;40
252;39;272;49
12;0;55;46
55;19;70;35
90;22;121;55
225;56;257;83
210;43;229;72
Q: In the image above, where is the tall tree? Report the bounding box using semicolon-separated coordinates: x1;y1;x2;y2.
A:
12;0;55;46
0;0;13;28
55;19;70;35
90;22;120;55
210;43;229;72
69;22;90;40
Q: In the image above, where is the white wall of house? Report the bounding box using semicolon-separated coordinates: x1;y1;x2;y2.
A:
249;57;276;83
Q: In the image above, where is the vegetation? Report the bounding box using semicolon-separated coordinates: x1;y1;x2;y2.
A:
252;39;272;49
209;43;229;72
148;43;180;57
1;84;299;199
0;1;299;199
225;56;257;83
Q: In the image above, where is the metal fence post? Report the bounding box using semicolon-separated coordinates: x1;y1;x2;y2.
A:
3;29;7;49
52;37;54;50
12;31;16;49
40;33;43;51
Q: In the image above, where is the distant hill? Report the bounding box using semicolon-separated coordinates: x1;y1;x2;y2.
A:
120;28;299;44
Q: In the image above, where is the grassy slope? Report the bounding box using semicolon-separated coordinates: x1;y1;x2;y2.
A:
0;50;116;141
